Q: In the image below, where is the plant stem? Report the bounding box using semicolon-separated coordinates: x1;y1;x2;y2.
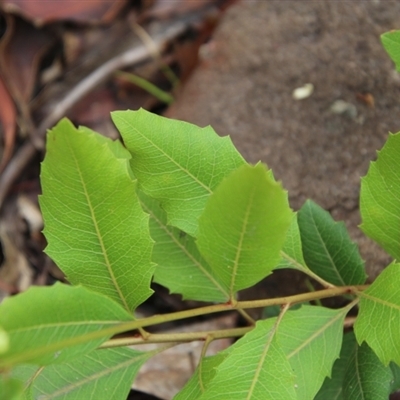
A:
237;308;256;325
1;285;366;368
103;285;366;346
99;326;251;349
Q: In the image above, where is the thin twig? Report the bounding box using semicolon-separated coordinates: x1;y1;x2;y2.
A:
37;20;186;147
1;286;364;368
343;316;357;328
99;327;249;349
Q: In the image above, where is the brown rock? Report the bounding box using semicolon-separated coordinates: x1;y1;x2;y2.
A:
167;1;400;280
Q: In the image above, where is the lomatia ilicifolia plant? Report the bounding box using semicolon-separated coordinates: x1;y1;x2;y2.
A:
2;31;400;400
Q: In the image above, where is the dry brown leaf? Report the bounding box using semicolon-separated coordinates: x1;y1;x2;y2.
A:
0;75;16;172
1;0;128;26
17;194;43;237
142;0;219;21
356;92;375;108
0;15;53;104
0;201;33;296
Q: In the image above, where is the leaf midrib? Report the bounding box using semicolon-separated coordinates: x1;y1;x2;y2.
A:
68;139;130;312
308;207;345;286
124;119;213;195
230;189;255;296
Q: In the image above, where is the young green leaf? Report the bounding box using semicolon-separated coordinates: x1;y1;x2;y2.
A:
112;109;245;237
360;132;400;260
315;332;356;400
355;262;400;366
198;318;296;399
139;192;229;302
40;119;154;312
381;31;400;71
197;163;293;298
343;341;392;400
12;347;153;400
298;200;366;286
277;305;348;400
0;283;133;368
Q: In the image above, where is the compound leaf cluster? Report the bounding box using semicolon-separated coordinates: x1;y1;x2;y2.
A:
1;101;400;399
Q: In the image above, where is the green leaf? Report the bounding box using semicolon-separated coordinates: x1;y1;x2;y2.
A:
343;341;392;400
276;213;307;271
178;306;345;400
390;362;400;393
0;377;23;400
174;351;229;399
198;318;296;399
139;192;228;302
39;119;154;312
0;326;9;354
381;31;400;71
360;132;400;260
112;109;245;237
298;200;366;286
79;125;132;161
277;214;335;287
277;305;348;400
354;262;400;365
197;163;293;298
315;332;357;400
0;283;133;368
199;318;297;400
12;347;152;400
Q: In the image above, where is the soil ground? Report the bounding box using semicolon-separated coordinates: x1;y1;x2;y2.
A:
167;0;400;282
